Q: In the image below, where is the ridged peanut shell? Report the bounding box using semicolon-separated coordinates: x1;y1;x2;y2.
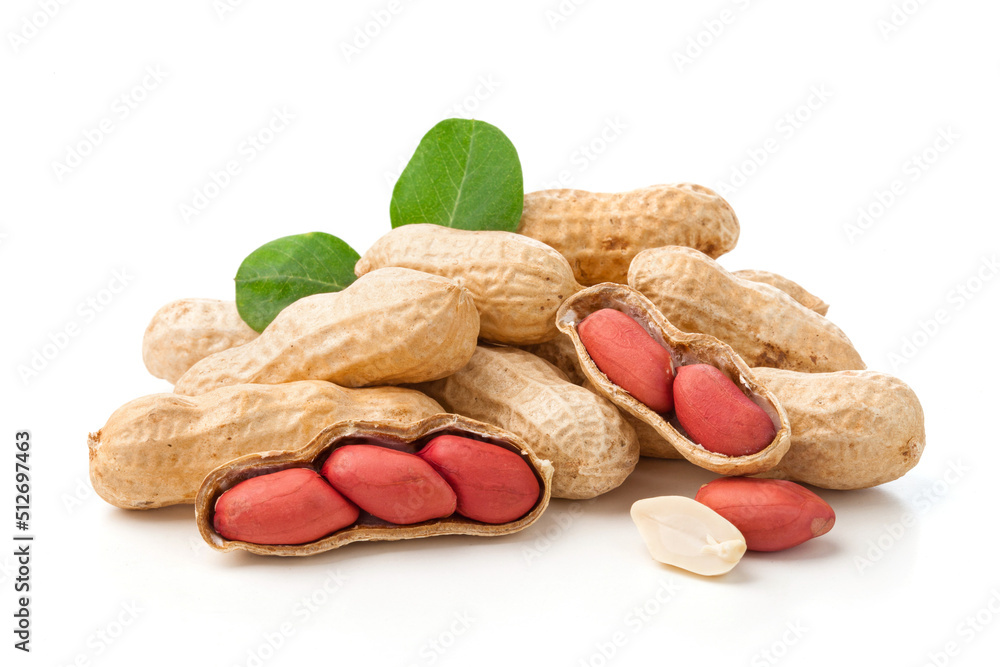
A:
520;333;587;386
752;368;926;489
733;270;829;316
629;247;864;372
196;414;554;556
517;184;739;285
88;381;444;509
355;224;581;345
557;283;790;476
142;299;258;383
174;267;480;395
416;345;639;500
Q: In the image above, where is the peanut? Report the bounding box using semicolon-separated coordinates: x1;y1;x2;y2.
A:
355;224;581;345
628;246;865;372
88;381;444;509
557;283;790;476
174;267;480;396
416;345;640;500
142;299;258;383
517;184;739;285
321;445;456;524
581;380;682;459
732;269;829;316
577;308;675;413
196;414;554;556
418;435;541;524
673;364;777;457
695;477;835;552
213;468;359;545
631;496;746;576
752;368;926;489
519;334;586;385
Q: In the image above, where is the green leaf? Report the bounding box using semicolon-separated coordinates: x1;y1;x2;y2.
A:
390;118;523;232
235;232;360;332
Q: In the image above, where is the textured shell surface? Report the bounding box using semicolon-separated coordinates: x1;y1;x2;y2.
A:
752;368;926;489
517;184;739;286
557;283;790;476
416;345;639;500
195;414;554;556
519;333;587;385
629;246;864;373
173;267;480;396
88;381;444;509
355;224;581;345
142;299;259;383
732;269;830;316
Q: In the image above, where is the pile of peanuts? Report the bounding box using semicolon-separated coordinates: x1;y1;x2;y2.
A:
89;183;925;572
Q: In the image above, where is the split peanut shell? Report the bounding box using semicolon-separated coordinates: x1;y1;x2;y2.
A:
556;283;790;476
89;381;444;510
196;414;553;556
629;247;864;372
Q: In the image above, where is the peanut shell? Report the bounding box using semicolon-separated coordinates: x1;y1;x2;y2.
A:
416;345;640;499
517;184;739;285
195;414;554;556
557;283;790;476
581;380;682;459
629;246;864;372
174;267;480;395
733;269;830;316
142;298;259;383
520;334;587;385
355;224;581;345
752;368;926;489
89;381;444;509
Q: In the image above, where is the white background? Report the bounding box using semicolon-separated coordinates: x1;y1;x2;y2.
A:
3;1;999;666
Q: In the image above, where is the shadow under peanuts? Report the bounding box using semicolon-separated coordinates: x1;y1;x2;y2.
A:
586;457;720;518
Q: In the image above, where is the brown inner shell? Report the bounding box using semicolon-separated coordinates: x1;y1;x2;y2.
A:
556;283;790;476
196;414;554;557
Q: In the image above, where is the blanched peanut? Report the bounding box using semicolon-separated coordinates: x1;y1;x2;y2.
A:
631;496;746;576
